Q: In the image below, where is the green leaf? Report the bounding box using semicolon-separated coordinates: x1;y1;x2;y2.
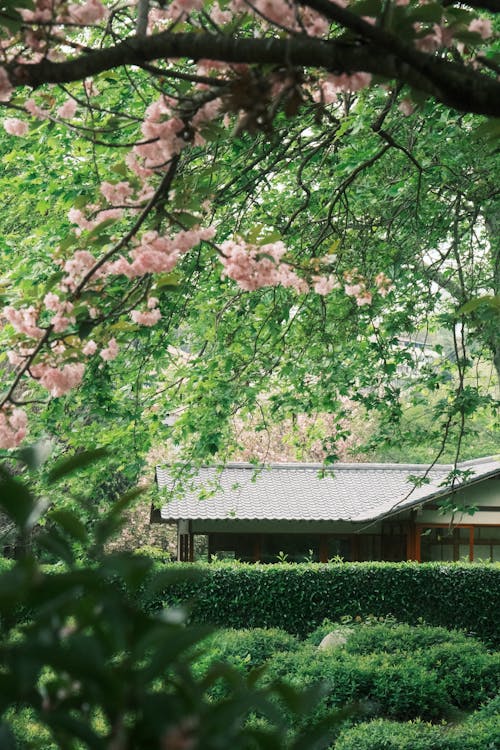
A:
407;3;443;23
17;439;53;470
0;723;17;750
47;448;109;483
458;295;500;314
0;471;37;528
49;509;88;543
349;0;383;15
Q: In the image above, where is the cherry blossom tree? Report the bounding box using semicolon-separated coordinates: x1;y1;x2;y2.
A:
0;0;498;454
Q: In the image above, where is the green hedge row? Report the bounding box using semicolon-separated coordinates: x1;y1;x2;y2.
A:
144;562;500;643
335;712;500;750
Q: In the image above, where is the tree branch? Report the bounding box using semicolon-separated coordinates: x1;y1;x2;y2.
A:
9;30;500;117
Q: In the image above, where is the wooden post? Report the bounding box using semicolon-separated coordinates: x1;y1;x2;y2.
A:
415;525;421;562
319;535;328;563
253;534;261;563
469;527;474;563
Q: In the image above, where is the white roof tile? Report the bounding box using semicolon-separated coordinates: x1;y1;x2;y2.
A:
156;457;500;523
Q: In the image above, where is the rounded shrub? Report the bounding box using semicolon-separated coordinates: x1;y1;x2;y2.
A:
344;622;472;655
335;715;500;750
368;657;451;720
417;643;500;710
198;627;298;670
192;627;299;699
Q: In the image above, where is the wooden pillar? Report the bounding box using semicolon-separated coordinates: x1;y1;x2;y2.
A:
188;533;194;562
319;535;328;563
351;535;359;562
406;522;417;561
469;527;474;563
253;534;262;563
414;525;422;562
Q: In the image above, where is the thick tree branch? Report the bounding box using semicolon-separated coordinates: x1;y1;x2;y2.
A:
8;30;500;117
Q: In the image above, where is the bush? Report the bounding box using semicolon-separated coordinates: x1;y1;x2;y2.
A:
335;714;500;750
265;648;452;725
192;627;298;698
417;642;500;709
476;693;500;718
264;628;500;727
152;561;500;644
198;627;298;671
343;622;472;655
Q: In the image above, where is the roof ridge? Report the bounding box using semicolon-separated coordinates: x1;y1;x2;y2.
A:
156;456;499;473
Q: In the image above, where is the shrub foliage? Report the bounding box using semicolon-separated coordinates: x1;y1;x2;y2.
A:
149;561;500;643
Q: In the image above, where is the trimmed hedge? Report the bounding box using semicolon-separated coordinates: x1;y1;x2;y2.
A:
144;561;500;643
334;715;500;750
264;640;500;724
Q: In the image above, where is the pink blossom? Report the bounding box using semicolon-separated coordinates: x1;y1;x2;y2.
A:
251;0;295;29
130;308;162;326
57;98;77;118
220;238;308;293
35;363;85;397
136;113;188;168
62;250;96;289
328;72;372;93
210;5;232;25
313;275;339;295
0;407;27;449
3;305;44;339
0;67;12;102
398;98;415;117
164;0;203;19
302;8;329;37
3;118;29;136
108;227;215;279
68;207;94;231
100;180;133;204
67;0;107;24
375;271;393;297
51;312;76;333
83;79;99;97
355;291;372;306
24;98;50;119
82;340;97;355
44;292;62;311
344;283;363;298
147;296;159;309
468;18;492;39
100;338;119;361
318;80;338;105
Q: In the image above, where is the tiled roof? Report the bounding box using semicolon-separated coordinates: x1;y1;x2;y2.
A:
156;456;500;523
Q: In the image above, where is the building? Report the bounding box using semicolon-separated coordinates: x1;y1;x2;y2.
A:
153;456;500;563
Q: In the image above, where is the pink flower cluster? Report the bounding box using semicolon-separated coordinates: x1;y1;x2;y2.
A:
0;67;12;102
108;227;215;278
134;98;188;173
0;407;27;449
314;72;373;103
100;337;119;361
3;118;29;136
375;272;393;297
61;249;102;290
4;305;44;339
31;362;85;397
43;293;76;332
344;270;372;306
57;98;78;119
219;238;308;293
66;0;107;25
130;296;162;326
